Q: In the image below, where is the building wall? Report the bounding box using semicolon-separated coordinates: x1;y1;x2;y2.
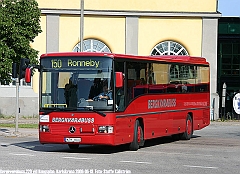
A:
0;87;38;117
37;0;217;12
59;16;125;53
0;0;220;118
138;17;202;56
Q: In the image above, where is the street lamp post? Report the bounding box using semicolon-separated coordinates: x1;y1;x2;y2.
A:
80;0;84;52
14;77;19;134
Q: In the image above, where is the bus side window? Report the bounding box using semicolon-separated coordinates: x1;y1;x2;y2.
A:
149;84;167;93
149;63;168;94
131;79;146;98
195;66;210;92
115;61;125;111
181;82;188;93
126;61;149;100
116;88;124;111
133;84;148;98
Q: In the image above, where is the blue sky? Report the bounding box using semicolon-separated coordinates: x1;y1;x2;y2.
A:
218;0;240;16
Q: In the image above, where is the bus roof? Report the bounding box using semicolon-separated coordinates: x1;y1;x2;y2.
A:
40;52;209;65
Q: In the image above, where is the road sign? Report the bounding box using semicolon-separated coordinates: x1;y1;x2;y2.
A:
233;93;240;114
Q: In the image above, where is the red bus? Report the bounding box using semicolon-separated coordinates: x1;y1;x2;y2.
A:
35;52;210;150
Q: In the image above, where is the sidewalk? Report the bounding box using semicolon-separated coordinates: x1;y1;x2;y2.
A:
0;127;39;138
0;118;39;138
210;120;240;126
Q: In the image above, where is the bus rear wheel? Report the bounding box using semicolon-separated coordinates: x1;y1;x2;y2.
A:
181;114;193;140
68;144;79;149
129;120;143;151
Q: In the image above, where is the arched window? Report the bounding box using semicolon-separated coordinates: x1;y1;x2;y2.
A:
150;41;190;81
150;41;188;56
73;39;111;53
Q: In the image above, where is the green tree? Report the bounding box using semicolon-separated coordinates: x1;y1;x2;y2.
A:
0;0;42;84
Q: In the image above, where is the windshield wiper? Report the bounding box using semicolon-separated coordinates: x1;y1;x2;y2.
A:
78;107;106;117
40;107;77;115
89;108;106;117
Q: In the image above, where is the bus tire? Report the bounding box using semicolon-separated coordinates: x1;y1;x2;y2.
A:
68;144;79;149
181;114;193;140
129;120;143;151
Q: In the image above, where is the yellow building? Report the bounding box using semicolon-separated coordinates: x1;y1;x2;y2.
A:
31;0;220;118
0;0;221;117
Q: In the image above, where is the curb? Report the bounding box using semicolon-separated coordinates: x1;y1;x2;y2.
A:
210;121;240;126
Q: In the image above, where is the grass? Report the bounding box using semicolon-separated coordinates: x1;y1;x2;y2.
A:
0;115;14;119
0;115;39;119
0;123;38;129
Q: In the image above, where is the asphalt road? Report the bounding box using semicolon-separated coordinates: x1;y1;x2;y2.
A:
0;121;240;174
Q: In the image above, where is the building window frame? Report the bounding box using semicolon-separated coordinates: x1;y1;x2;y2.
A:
150;40;189;82
73;39;111;53
150;41;189;56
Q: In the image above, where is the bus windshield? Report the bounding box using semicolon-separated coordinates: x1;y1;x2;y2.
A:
40;56;113;111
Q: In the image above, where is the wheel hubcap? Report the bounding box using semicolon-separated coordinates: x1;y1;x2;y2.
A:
137;126;141;143
187;119;192;135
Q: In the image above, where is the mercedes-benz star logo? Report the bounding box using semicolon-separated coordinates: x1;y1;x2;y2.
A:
69;126;76;134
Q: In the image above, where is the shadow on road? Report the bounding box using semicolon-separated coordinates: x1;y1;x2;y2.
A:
9;134;202;154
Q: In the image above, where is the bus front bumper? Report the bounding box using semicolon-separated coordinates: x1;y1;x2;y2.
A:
39;133;115;146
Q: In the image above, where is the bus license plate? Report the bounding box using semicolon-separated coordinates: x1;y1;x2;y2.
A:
64;138;81;142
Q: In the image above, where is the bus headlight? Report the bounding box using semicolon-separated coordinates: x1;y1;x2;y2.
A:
98;126;114;133
40;125;50;132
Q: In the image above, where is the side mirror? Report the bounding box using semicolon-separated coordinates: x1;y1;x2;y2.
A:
115;72;123;88
25;67;32;83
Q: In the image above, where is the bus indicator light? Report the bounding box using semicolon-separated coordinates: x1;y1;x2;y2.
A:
40;125;50;132
98;126;114;133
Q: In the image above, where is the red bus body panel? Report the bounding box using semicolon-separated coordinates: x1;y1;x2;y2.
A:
40;52;208;66
39;53;210;146
39;93;209;145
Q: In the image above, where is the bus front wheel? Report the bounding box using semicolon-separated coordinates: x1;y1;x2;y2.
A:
181;114;193;140
129;120;143;151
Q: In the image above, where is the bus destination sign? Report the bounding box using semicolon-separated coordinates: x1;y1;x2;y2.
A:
51;59;100;69
40;56;111;69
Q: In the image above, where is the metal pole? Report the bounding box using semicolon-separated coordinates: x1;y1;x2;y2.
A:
222;82;227;120
15;78;19;133
80;0;84;52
